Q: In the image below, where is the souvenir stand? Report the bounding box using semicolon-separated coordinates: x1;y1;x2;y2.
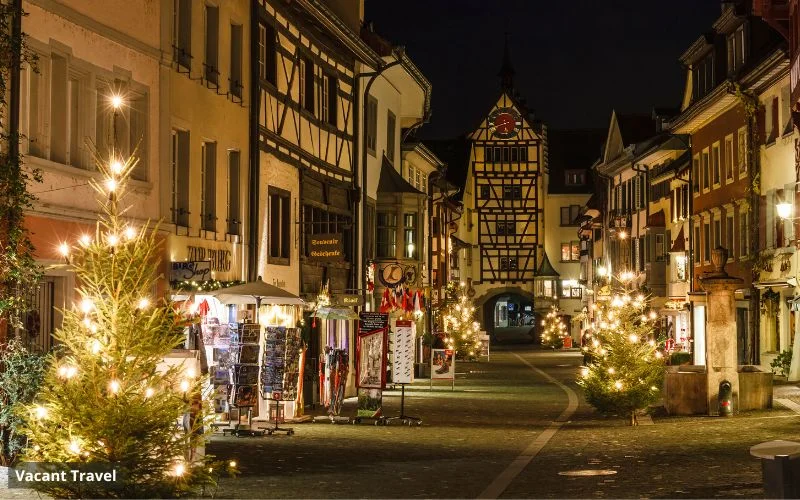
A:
312;306;359;424
205;281;305;436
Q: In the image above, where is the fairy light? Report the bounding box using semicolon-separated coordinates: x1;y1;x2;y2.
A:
173;463;185;477
107;234;119;247
138;297;150;309
608;367;615;374
614;381;623;390
629;334;638;343
68;439;82;455
34;406;48;420
105;178;118;193
111;94;123;109
80;298;94;314
180;380;190;392
58;242;70;258
58;365;77;379
79;234;92;247
229;461;237;468
111;160;124;175
124;227;137;240
144;387;154;399
109;380;121;394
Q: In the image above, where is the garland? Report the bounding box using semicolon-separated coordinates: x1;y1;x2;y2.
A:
171;279;245;292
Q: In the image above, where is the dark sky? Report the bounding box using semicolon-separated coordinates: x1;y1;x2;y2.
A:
364;0;724;139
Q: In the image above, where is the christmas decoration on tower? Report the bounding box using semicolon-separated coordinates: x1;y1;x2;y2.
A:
441;281;481;360
19;94;222;497
540;306;567;349
578;283;666;426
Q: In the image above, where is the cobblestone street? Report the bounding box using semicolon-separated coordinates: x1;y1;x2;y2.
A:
207;346;800;498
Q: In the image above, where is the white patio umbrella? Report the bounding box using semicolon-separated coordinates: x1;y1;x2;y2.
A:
208;280;304;322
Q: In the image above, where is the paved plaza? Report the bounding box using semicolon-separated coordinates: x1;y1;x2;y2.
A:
207;345;800;498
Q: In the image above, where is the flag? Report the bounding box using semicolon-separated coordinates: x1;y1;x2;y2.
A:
413;290;422;314
405;288;414;312
380;289;391;313
394;286;403;309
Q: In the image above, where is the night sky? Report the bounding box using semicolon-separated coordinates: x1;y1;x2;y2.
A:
364;0;724;139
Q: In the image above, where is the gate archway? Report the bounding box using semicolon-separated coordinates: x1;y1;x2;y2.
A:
474;287;538;344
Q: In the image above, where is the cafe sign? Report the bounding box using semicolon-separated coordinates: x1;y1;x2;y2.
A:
308;233;344;262
334;294;363;307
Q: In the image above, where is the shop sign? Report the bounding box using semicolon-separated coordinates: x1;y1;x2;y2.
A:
170;261;211;282
665;299;688;311
308;233;343;262
187;245;231;272
334;294;363;307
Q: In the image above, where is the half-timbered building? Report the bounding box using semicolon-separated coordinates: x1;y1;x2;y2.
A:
455;47;547;332
252;0;376;298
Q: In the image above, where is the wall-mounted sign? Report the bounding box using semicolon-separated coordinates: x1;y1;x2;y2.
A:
170;261;211;282
334;294;363;307
308;233;343;262
187;246;231;272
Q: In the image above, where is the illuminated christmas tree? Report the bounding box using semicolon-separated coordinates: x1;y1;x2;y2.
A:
20;97;218;497
578;285;666;425
540;306;567;349
442;282;482;360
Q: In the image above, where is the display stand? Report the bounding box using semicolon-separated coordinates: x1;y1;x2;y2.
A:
264;394;294;436
224;323;264;437
382;384;421;426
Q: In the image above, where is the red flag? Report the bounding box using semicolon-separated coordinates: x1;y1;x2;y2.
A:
413;290;422;314
405;288;414;312
380;289;391;313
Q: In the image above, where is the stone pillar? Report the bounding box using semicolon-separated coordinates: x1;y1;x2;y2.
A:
699;247;743;416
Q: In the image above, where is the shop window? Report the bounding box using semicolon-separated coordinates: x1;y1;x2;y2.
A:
204;4;219;87
386;110;396;161
269;187;291;263
366;95;377;156
227;151;240;236
230;24;243;99
404;213;417;259
171;129;190;227
561;280;582;299
377;212;397;258
201;142;217;232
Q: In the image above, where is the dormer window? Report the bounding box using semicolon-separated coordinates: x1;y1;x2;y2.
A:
565;170;586;186
693;53;715;100
726;24;747;74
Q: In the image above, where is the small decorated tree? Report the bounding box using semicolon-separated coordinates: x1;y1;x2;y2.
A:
442;282;481;360
540;306;567;349
578;286;666;425
20;134;217;496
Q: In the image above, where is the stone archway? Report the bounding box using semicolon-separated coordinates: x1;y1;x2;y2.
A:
473;286;537;343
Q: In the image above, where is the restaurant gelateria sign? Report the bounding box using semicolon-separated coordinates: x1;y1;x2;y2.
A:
308;233;344;262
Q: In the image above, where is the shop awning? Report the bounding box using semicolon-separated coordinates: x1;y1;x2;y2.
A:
754;278;797;290
669;227;686;253
315;307;359;320
209;280;305;305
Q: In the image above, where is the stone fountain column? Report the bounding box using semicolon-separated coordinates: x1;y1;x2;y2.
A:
698;247;743;415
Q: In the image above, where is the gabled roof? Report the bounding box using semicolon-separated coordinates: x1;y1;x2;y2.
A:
535;252;560;279
617;114;658;147
377;156;424;195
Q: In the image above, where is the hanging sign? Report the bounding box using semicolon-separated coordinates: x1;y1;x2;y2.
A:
393;320;415;384
308;233;344;262
170;261;211;282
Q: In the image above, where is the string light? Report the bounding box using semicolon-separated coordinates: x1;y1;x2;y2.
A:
125;227;137;240
80;298;94;314
58;242;70;258
68;439;82;455
79;234;92;246
111;160;124;175
109;380;121;394
229;461;237;468
138;297;150;309
180;380;190;392
58;365;77;379
111;94;123;109
107;234;119;247
173;463;185;477
34;406;48;420
144;387;154;399
91;339;102;354
105;178;118;193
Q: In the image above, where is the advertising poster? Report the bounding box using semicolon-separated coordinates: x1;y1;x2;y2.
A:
431;348;455;380
393;320;415;384
356;312;389;389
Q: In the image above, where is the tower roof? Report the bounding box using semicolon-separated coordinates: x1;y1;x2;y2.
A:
535;252;560;279
498;33;515;92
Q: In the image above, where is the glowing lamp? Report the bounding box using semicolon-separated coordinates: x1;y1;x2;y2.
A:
79;234;92;246
105;178;117;193
58;242;70;257
111;94;123;109
777;202;793;220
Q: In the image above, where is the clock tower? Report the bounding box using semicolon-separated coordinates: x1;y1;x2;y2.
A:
455;39;546;301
